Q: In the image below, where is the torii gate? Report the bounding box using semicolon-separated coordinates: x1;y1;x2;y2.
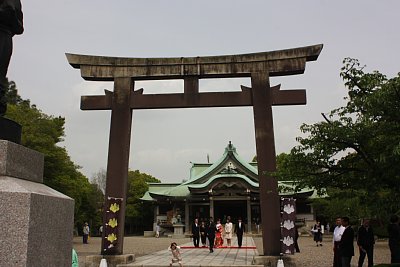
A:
66;44;323;256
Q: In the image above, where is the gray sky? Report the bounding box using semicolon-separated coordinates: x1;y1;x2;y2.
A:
8;1;400;183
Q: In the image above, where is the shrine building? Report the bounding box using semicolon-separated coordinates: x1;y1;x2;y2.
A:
141;142;318;234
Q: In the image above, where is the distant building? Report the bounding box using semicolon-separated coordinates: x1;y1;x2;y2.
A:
141;142;319;234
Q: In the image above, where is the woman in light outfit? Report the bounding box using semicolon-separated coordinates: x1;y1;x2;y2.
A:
224;216;233;247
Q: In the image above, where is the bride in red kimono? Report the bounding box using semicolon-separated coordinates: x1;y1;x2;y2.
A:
214;219;224;248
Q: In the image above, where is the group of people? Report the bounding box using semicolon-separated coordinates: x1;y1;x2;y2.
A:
331;215;400;267
332;216;357;267
169;216;245;267
191;216;245;253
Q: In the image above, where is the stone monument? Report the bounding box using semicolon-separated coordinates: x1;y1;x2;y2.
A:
1;3;75;266
0;140;75;266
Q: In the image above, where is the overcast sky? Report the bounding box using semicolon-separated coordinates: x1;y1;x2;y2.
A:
8;1;400;183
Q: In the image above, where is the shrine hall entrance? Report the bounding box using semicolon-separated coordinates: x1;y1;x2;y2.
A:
214;200;246;223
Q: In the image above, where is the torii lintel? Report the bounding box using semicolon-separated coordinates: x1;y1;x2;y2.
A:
66;44;322;81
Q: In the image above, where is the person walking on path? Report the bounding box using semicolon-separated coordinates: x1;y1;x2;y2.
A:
311;220;324;246
199;221;207;247
255;217;260;234
333;217;345;267
206;217;216;253
294;225;300;253
235;217;245;248
168;242;183;267
191;218;200;247
225;216;233;247
357;219;375;267
82;222;90;244
388;214;400;263
155;222;161;238
339;217;354;267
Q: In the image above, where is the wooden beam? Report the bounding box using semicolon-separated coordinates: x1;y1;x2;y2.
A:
66;44;323;81
81;86;306;110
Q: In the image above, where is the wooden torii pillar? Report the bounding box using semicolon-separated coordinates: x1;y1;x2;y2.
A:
66;44;323;256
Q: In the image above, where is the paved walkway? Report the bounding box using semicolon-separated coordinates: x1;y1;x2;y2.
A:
120;236;259;267
75;235;392;266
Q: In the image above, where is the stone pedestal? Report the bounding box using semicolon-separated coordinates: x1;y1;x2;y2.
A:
85;254;135;267
172;223;185;238
253;255;296;267
0;140;75;267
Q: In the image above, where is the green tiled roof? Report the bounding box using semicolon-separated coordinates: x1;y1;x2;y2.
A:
188;174;259;190
141;142;320;201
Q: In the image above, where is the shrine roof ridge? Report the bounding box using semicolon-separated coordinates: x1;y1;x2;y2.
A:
66;44;323;81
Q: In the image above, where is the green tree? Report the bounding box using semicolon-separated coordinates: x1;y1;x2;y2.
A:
4;80;103;231
92;168;107;194
253;153;293;181
4;78;22;105
125;170;160;234
282;58;400;221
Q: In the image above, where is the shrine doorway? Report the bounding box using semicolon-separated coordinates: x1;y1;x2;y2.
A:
214;200;246;223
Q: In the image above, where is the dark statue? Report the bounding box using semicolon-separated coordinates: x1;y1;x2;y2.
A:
0;0;24;116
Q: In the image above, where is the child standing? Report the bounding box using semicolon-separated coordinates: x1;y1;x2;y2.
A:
168;242;183;267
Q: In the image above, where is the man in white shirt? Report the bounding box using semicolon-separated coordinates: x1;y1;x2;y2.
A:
83;222;90;244
333;217;345;267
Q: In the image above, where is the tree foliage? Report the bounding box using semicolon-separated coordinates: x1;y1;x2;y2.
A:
252;153;291;181
4;81;103;231
125;170;160;234
91;168;107;194
276;58;400;221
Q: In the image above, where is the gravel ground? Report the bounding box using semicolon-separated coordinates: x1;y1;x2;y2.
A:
253;236;391;267
74;235;391;267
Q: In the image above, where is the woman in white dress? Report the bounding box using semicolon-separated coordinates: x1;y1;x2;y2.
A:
224;216;233;247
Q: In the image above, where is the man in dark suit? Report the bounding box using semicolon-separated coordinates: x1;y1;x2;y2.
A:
235;217;245;248
388;215;400;264
357;219;375;267
339;217;354;267
206;217;216;253
191;218;200;247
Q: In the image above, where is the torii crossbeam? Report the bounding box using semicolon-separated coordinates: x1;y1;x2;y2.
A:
66;44;323;256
